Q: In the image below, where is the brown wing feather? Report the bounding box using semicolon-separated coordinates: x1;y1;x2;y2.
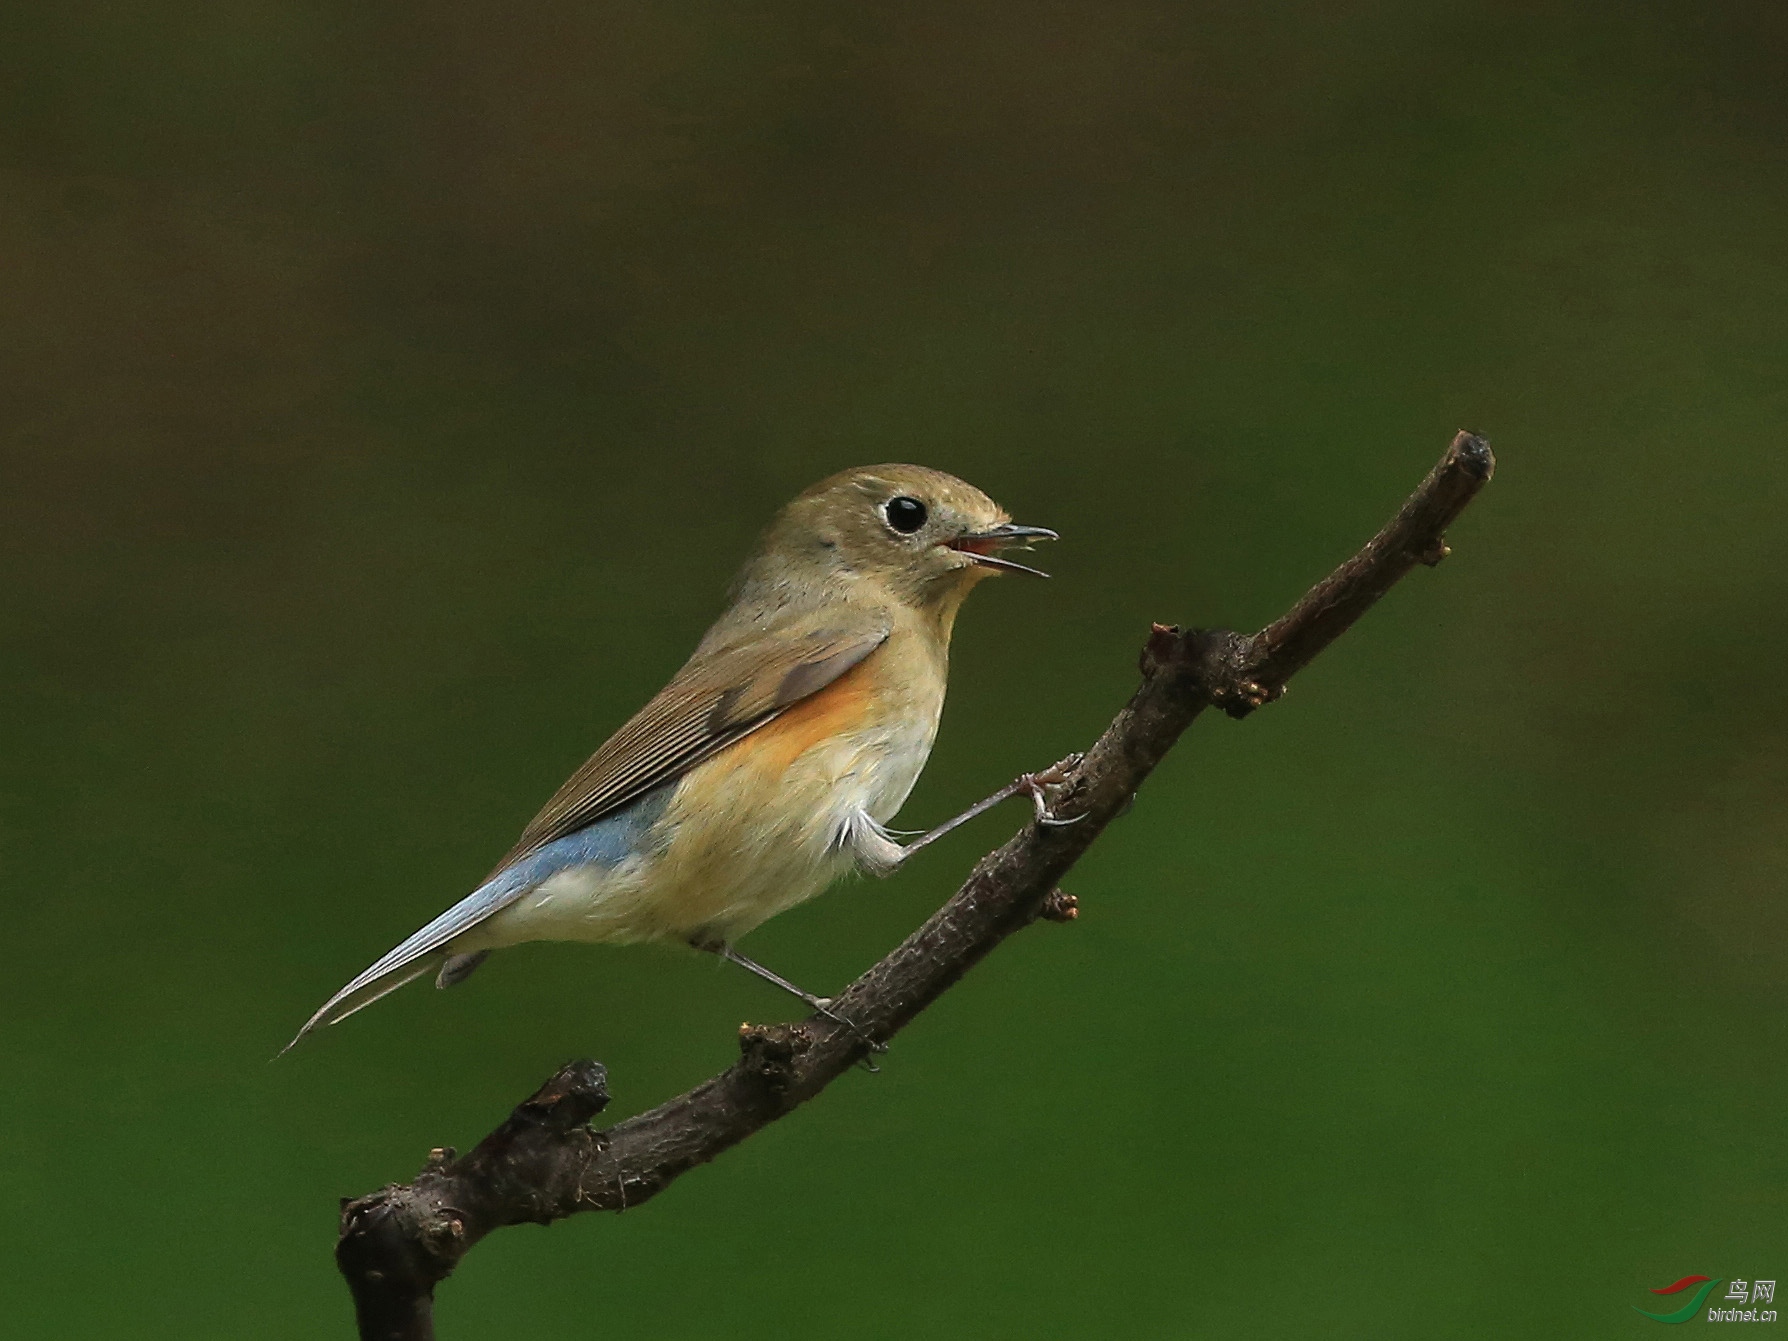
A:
490;624;889;873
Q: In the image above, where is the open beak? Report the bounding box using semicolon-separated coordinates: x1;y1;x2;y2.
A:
947;522;1059;578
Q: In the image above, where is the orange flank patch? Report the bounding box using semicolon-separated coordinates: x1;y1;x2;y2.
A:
724;653;882;777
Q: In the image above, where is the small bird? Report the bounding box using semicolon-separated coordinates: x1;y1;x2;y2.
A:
286;464;1063;1051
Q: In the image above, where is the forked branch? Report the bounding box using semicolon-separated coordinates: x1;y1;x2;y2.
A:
337;431;1496;1340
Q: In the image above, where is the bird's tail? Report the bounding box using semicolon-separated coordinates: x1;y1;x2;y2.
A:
278;865;537;1056
277;954;444;1056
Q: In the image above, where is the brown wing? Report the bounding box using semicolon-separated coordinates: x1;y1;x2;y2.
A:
490;623;889;873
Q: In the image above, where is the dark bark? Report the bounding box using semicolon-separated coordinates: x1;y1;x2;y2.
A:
337;431;1496;1340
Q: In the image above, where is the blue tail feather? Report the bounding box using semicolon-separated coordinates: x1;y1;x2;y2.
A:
281;785;670;1052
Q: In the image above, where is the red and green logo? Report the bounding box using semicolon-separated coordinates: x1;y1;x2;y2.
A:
1636;1275;1778;1323
1634;1276;1722;1324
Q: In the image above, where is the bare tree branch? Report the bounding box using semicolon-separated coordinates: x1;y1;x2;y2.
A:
336;431;1496;1340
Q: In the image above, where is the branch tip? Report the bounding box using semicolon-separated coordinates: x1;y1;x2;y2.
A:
1449;430;1494;480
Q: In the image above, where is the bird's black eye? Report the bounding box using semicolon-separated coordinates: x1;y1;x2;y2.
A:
884;496;928;534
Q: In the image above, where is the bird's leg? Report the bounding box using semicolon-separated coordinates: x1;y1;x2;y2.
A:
712;943;833;1012
890;753;1086;865
698;941;887;1056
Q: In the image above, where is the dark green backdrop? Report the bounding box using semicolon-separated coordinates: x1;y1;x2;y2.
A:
3;1;1784;1335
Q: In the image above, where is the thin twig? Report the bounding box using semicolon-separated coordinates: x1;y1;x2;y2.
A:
336;431;1495;1340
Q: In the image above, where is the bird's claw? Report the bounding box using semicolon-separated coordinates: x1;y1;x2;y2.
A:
1020;753;1085;828
809;996;888;1056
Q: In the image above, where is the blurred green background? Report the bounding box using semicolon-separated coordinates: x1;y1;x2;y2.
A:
3;0;1784;1335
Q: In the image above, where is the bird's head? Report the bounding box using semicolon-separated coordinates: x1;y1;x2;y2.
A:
759;464;1056;624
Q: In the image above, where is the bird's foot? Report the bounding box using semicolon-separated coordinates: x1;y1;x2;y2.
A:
808;995;888;1060
1020;753;1086;827
707;942;886;1059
